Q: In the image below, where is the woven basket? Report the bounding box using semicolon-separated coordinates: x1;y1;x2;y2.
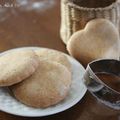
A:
60;0;120;44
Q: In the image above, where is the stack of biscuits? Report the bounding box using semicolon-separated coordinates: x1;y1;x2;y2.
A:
0;48;72;108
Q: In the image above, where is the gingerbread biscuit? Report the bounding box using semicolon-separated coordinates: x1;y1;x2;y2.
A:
0;49;39;86
10;60;71;108
67;19;120;67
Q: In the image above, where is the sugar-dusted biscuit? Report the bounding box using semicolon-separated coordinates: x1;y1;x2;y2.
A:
0;49;39;86
35;48;71;72
67;19;120;67
10;60;71;108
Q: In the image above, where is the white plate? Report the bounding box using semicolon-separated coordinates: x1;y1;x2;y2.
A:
0;47;87;117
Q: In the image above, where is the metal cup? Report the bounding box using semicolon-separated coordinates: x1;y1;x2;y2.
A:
83;59;120;110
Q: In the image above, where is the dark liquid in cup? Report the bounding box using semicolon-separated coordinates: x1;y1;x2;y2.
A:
96;73;120;92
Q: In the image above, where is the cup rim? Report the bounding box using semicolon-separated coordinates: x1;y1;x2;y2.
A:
67;0;118;11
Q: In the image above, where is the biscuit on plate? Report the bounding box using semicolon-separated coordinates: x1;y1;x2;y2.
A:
0;49;39;86
10;60;71;108
35;48;71;72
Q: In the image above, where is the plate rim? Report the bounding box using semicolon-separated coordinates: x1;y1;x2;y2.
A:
0;47;87;117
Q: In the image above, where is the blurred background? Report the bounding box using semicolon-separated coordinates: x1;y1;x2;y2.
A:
0;0;66;52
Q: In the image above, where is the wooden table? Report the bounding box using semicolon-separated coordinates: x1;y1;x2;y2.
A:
0;1;119;120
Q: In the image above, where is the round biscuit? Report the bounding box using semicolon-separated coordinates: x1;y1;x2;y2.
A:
0;49;39;86
10;60;71;108
35;48;71;72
